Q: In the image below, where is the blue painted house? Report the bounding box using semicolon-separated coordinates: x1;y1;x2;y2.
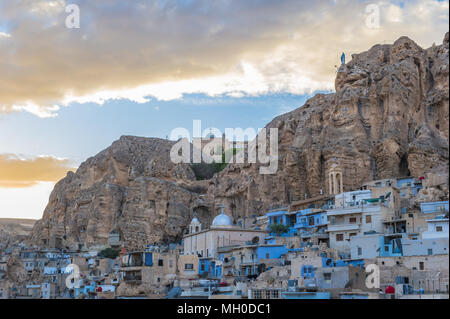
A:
294;208;328;244
420;201;449;214
255;245;288;261
199;258;220;278
397;178;423;197
266;209;297;237
282;291;330;299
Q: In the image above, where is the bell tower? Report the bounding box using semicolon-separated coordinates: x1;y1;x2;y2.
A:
328;163;343;195
189;212;202;234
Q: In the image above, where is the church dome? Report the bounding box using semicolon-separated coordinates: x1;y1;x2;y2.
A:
212;210;233;227
191;217;200;224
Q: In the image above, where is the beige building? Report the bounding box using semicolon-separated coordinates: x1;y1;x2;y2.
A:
177;255;199;279
183;208;267;258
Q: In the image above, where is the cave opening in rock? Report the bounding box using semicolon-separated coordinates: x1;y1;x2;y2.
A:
399;154;411;177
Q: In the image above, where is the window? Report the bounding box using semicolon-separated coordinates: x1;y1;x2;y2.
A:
158;259;164;267
266;253;270;259
324;273;332;281
427;249;433;256
419;262;424;270
358;247;362;256
436;226;443;232
349;233;357;238
365;215;372;223
336;234;344;241
185;264;194;270
349;217;357;223
169;260;173;268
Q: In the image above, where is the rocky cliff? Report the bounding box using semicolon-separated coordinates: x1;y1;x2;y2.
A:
30;33;449;249
30;137;217;249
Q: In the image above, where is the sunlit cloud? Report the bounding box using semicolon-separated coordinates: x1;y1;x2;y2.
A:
0;0;448;117
0;32;11;38
0;154;75;188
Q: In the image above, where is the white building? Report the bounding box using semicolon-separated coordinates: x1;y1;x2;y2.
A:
327;190;389;255
422;216;449;239
183;208;267;258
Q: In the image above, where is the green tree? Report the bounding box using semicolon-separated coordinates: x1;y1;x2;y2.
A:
99;248;120;259
268;223;290;236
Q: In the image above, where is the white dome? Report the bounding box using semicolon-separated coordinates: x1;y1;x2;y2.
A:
212;211;233;227
191;217;200;224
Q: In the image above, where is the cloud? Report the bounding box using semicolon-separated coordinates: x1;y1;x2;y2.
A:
0;154;75;188
0;0;448;117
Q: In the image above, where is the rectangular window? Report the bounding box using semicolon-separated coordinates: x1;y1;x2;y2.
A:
324;273;332;280
158;259;163;267
358;247;362;256
427;249;433;255
266;253;270;259
185;264;194;270
349;233;357;238
349;217;357;223
336;234;344;241
169;260;173;268
436;226;443;232
419;262;424;270
366;215;372;223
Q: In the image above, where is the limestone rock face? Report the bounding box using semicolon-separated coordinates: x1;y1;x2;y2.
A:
31;34;449;248
30;137;216;249
210;33;449;219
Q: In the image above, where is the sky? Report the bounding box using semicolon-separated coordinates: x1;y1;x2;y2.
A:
0;0;448;219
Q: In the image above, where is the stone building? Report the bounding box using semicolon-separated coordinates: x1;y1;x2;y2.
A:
183;208;267;258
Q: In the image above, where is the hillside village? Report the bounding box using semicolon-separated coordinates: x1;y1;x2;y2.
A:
1;170;448;299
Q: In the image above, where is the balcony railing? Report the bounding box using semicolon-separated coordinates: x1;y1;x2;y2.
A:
327;223;359;232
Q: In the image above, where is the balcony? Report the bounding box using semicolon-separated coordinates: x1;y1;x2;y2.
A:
327;223;359;232
327;202;381;216
294;222;309;229
239;259;258;266
299;229;328;239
